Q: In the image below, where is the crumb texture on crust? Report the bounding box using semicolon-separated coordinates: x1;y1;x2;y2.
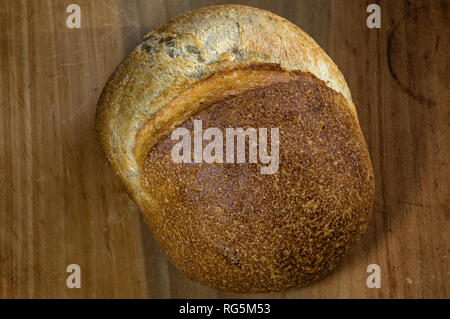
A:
142;78;374;292
96;5;355;204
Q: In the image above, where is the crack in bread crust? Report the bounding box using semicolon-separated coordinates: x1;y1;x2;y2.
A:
133;64;357;174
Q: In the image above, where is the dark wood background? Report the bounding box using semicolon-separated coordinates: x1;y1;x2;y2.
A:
0;0;448;298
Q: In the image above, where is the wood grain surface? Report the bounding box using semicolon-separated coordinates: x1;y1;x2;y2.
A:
0;0;448;298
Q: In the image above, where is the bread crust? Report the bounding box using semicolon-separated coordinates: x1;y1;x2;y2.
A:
96;5;356;205
95;4;373;292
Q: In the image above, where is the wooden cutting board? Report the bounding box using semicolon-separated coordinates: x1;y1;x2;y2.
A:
0;0;448;298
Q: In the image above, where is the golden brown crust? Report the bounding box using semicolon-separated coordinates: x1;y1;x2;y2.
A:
141;77;374;292
95;4;374;293
96;4;356;207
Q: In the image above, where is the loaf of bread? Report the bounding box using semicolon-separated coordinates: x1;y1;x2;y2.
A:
96;5;374;293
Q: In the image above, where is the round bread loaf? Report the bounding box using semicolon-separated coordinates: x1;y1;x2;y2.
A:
96;5;375;293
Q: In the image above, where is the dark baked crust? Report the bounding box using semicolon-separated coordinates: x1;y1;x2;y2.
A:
141;74;374;292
